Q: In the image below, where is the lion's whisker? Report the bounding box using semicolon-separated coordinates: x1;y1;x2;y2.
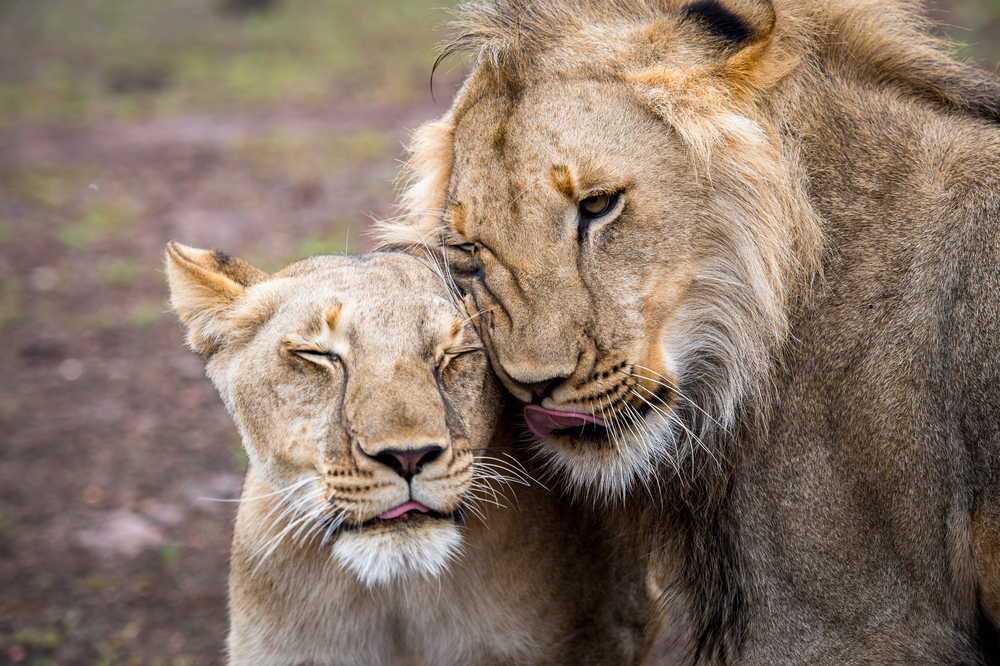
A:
631;364;725;430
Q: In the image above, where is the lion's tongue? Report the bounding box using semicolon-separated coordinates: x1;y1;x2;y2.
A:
524;405;606;438
379;501;430;520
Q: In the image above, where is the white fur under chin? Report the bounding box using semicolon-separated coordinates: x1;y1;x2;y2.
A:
332;521;463;587
539;408;675;502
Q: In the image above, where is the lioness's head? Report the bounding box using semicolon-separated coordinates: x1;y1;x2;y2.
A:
379;0;824;498
166;243;500;586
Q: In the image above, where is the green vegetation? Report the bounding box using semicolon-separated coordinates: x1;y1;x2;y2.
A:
96;258;143;288
229;437;249;473
0;277;23;327
158;541;181;568
128;300;167;328
58;202;134;249
0;0;450;131
298;228;354;258
83;574;121;593
1;625;64;650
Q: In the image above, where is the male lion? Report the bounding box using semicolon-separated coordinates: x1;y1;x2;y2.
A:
378;0;1000;662
165;243;658;665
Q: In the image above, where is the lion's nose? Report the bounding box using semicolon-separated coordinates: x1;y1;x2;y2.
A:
371;445;444;481
509;378;557;401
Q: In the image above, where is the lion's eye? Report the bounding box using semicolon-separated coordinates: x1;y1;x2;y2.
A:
579;193;618;218
577;192;622;241
455;243;476;253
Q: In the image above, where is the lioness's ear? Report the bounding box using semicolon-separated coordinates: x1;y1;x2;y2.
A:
165;241;268;357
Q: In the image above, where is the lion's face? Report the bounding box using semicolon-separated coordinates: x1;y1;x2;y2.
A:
393;0;823;499
447;81;699;495
167;245;499;585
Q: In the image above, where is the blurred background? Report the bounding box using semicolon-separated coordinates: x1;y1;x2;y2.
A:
0;1;998;664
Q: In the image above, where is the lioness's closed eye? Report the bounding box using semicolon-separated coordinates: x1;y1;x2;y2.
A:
165;243;662;666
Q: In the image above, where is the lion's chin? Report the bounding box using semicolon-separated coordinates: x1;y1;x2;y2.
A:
535;413;674;500
332;519;463;587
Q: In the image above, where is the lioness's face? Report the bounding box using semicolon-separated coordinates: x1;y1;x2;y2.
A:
168;248;499;585
445;79;739;496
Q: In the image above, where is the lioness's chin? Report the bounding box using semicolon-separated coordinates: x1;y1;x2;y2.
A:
333;519;463;587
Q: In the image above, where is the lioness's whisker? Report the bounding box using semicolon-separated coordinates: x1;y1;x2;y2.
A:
618;402;660;497
592;394;635;504
253;510;320;570
474;457;535;487
460;494;491;524
471;447;542;486
467;492;509;514
204;475;320;504
469;474;514;506
462;305;500;326
617;398;664;493
507;177;546;208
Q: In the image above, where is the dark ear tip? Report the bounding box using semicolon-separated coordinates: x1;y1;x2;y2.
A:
165;240;200;266
681;0;776;47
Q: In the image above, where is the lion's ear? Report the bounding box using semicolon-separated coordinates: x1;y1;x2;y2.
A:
625;0;789;162
629;0;787;101
678;0;776;52
165;241;269;357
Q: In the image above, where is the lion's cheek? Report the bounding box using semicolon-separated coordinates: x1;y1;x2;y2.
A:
637;267;692;393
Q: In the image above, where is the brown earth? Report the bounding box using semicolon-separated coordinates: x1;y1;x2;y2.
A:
0;101;454;666
0;0;997;664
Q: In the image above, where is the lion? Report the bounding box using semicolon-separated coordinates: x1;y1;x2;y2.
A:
376;0;1000;662
164;242;660;666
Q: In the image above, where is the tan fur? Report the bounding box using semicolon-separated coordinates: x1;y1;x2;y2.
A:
165;243;659;665
378;0;1000;662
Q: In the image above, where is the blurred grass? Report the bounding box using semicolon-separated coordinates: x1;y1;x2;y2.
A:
57;202;135;249
0;0;451;131
1;0;999;134
936;0;1000;68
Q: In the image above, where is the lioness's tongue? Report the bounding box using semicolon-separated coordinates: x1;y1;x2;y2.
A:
379;501;430;520
524;405;606;437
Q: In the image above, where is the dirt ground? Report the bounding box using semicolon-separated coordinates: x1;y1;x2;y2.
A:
0;1;998;664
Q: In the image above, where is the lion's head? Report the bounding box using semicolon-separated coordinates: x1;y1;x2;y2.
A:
166;243;500;585
379;0;832;498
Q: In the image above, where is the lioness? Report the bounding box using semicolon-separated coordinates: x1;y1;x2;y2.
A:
378;0;1000;662
165;243;658;665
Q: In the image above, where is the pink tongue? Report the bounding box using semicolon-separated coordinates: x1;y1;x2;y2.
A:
379;500;431;520
523;405;607;438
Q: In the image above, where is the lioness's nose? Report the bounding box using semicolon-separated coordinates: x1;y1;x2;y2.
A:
371;445;444;481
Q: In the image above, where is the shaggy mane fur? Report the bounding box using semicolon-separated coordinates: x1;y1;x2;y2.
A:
381;0;1000;250
377;3;1000;486
374;1;1000;663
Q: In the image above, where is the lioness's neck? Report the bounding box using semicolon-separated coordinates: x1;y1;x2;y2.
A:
228;459;657;666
